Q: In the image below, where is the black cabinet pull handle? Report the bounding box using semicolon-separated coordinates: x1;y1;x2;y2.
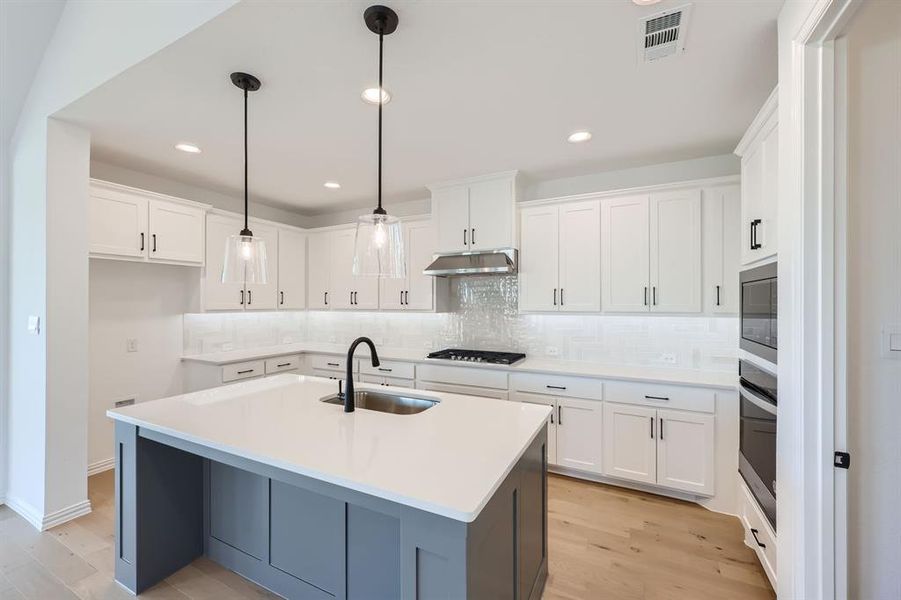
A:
750;528;766;549
404;291;409;305
280;291;285;305
546;385;567;390
644;286;648;306
240;290;245;305
400;290;403;305
140;232;145;251
378;368;393;372
276;363;291;368
327;362;340;367
237;369;254;375
560;288;564;306
471;228;476;245
350;291;354;305
557;405;562;425
652;286;657;306
650;417;654;438
151;233;157;252
247;290;252;305
660;418;664;440
553;288;557;306
750;219;762;250
463;229;468;246
716;285;721;306
644;395;670;401
550;410;554;425
324;291;328;305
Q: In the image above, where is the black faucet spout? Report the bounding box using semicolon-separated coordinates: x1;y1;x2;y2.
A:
344;337;380;412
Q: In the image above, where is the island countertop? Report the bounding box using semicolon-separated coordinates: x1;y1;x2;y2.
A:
107;374;551;523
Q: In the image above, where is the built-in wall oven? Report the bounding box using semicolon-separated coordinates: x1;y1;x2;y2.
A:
739;359;777;530
740;262;777;364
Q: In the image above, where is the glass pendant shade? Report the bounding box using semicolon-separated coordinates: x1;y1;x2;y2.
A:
353;212;405;278
222;233;268;284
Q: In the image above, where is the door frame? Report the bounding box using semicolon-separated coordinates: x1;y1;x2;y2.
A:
781;1;861;598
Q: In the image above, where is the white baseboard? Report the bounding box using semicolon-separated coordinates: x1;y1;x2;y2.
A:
88;457;115;476
5;495;92;531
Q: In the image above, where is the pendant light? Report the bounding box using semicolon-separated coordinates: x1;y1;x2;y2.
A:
222;72;268;284
353;5;405;279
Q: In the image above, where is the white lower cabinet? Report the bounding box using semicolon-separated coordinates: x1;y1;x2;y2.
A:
603;402;715;496
514;393;602;474
516;394;558;465
603;403;657;484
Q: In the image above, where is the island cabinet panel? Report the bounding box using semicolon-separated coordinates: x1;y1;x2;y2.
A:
346;506;400;599
270;481;345;595
209;463;268;560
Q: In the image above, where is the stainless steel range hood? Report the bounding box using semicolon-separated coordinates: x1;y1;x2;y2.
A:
423;248;518;277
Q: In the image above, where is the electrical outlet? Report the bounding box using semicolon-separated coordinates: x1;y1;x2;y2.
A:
221;342;235;351
545;346;560;357
661;353;677;364
126;338;138;352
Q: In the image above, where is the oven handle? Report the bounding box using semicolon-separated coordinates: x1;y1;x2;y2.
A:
740;386;777;415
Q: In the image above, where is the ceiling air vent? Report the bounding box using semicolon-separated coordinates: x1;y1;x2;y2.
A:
638;4;692;63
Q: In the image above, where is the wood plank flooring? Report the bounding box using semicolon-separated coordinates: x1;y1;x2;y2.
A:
0;471;773;599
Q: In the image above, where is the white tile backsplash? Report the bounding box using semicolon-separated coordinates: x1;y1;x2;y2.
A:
184;277;738;372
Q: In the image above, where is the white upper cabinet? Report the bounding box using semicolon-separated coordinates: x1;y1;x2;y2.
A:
649;189;701;313
702;185;741;313
148;198;205;264
602;195;650;312
656;408;715;496
202;213;246;310
328;228;378;310
380;219;440;311
277;228;306;310
307;232;331;310
736;88;778;265
89;179;207;265
430;171;518;254
244;222;278;310
519;200;600;312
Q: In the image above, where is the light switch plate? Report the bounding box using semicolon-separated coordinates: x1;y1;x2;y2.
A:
882;325;901;358
27;315;40;335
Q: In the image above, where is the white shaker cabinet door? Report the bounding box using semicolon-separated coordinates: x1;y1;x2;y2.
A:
602;402;657;485
89;186;148;258
404;220;437;310
516;393;558;466
203;214;246;310
518;206;559;312
602;195;650;312
649;189;701;313
328;229;355;310
244;222;278;310
278;228;306;310
434;186;470;253
556;397;603;474
468;177;514;250
656;409;715;496
703;185;741;313
559;200;601;312
148;198;205;264
307;232;331;310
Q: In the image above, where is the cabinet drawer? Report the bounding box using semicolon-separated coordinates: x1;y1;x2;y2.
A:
510;372;602;400
312;368;342;381
359;359;415;380
740;481;777;587
360;374;414;389
604;380;715;413
265;355;301;374
222;360;265;383
416;364;508;390
415;381;509;401
310;355;353;373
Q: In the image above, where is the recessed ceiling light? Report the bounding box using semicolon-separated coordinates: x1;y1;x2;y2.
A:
323;181;341;189
175;142;201;153
632;0;662;5
361;87;391;104
567;131;593;143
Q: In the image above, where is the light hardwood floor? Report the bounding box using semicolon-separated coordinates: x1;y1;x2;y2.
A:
0;471;774;600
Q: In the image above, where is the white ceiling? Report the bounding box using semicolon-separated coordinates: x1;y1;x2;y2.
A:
60;0;780;215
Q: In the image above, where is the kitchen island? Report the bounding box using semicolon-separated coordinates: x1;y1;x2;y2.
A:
107;374;550;599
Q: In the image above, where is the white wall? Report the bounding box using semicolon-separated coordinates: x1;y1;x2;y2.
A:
91;160;309;229
5;0;236;528
845;1;901;596
88;260;200;469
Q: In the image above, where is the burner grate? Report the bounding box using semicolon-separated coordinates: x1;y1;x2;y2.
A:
426;349;526;365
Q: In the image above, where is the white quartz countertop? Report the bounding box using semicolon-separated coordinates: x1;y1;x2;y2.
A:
107;374;551;523
182;342;737;390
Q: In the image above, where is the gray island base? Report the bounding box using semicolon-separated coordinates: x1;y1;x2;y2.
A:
113;420;548;600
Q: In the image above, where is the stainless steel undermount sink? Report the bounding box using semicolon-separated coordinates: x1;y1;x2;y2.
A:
320;390;439;415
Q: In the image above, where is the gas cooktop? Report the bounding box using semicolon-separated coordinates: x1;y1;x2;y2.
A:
426;349;526;365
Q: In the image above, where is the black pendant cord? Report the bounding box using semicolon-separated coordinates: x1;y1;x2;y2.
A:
375;29;385;216
242;86;251;236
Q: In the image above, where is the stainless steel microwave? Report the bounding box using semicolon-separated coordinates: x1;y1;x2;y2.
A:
740;263;777;364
